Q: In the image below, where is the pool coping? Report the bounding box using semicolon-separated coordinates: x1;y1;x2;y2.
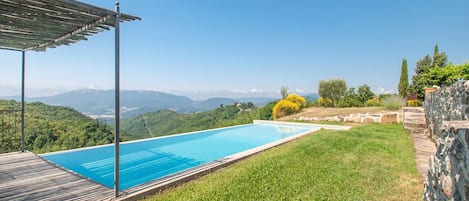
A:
114;121;351;201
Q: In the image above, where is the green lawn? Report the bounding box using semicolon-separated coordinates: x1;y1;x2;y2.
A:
145;124;422;201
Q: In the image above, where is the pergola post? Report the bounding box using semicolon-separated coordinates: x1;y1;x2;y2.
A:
0;1;138;196
21;51;25;152
114;2;121;198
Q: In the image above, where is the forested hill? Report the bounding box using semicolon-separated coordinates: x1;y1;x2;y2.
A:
0;100;113;153
121;102;275;140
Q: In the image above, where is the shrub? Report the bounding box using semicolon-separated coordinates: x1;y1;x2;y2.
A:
337;98;362;107
317;97;333;107
357;84;375;104
285;93;307;109
407;99;421;107
272;100;300;119
258;101;276;120
381;95;405;110
379;93;392;101
338;87;363;107
365;96;381;106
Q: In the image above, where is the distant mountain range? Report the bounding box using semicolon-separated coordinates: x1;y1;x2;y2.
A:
1;89;314;119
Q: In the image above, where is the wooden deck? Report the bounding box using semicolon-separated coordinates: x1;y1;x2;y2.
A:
0;152;114;201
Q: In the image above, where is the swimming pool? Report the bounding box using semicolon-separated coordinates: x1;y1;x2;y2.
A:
41;122;319;191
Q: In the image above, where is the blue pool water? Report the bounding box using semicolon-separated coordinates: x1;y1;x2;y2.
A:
41;123;317;190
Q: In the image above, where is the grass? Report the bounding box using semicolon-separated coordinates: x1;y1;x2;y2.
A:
286;119;349;126
144;124;422;201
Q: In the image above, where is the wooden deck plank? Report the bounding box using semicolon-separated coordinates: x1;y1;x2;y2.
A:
0;152;114;201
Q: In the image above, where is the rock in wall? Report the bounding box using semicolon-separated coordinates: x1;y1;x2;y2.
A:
425;81;469;139
424;121;469;201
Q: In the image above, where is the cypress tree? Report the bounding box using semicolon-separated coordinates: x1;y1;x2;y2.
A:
398;58;409;98
280;86;289;99
432;44;448;68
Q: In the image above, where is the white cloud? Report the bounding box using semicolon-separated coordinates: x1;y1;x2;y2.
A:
378;87;385;93
375;86;394;94
295;88;305;93
232;89;264;93
232;89;248;93
250;88;263;93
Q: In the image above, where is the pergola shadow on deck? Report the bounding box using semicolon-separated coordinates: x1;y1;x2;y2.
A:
0;152;114;200
0;0;139;198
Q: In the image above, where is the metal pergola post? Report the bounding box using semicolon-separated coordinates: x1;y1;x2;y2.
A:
114;2;121;198
21;51;25;152
1;1;138;197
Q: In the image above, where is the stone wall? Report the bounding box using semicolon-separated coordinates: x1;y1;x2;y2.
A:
403;107;426;132
424;81;469;139
424;121;469;200
423;81;469;201
293;111;401;124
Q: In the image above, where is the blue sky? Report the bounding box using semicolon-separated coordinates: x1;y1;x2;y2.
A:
0;0;468;99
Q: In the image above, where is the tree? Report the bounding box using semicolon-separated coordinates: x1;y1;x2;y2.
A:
409;76;426;101
432;44;448;68
416;55;432;74
258;101;276;120
337;87;362;107
421;63;469;87
398;58;409;98
357;84;375;104
318;79;347;107
409;45;449;100
280;86;289;99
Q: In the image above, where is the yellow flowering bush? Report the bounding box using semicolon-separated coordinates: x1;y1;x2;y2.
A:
272;100;300;119
365;96;381;106
286;93;307;109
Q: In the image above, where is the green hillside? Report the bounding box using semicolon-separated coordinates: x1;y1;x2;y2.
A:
0;100;113;153
121;102;274;140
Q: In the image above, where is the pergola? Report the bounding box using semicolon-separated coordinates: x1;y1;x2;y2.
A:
0;0;140;197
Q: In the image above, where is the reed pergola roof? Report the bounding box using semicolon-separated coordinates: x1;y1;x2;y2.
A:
0;0;140;51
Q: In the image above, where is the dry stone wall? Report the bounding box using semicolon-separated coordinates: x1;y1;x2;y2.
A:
424;81;469;201
424;122;469;200
293;111;401;124
425;81;469;139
